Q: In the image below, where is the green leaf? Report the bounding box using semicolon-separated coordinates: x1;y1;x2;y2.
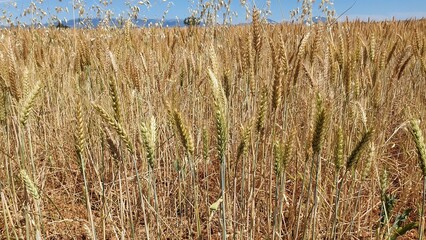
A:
389;222;418;240
392;208;412;229
209;197;223;211
380;194;396;226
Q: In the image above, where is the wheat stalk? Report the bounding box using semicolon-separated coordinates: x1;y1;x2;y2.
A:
331;128;373;239
271;50;282;112
208;68;228;240
75;100;97;240
0;83;6;123
310;94;326;239
75;100;85;158
273;137;292;239
141;115;161;238
256;87;268;135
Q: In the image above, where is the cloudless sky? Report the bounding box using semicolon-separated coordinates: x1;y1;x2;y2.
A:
0;0;425;24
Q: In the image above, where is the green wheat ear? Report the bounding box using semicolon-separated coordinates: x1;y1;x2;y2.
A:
409;119;426;176
237;125;251;161
334;127;344;171
274;141;284;176
210;197;223;211
20;81;42;126
20;169;40;200
346;129;373;171
208;68;228;161
312;95;326;154
141;116;157;169
273;139;292;176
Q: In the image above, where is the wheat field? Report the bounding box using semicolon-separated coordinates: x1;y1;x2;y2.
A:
0;16;426;239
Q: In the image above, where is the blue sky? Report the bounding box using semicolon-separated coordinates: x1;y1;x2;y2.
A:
0;0;425;24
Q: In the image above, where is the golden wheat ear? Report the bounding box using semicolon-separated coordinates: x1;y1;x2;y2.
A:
92;103;134;154
172;109;194;157
252;7;262;62
7;40;20;101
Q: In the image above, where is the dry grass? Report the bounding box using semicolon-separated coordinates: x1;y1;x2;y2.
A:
0;18;425;239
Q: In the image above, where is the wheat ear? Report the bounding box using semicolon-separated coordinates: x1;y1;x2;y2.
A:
140;116;157;169
409;119;426;240
75;100;97;240
208;68;228;240
20;169;39;200
171;109;194;156
310;94;326;239
346;130;373;171
20;81;42;126
92;103;134;154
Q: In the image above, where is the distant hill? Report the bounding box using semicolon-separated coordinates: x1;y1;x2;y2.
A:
3;17;310;29
236;18;279;26
265;18;279;24
49;18;186;28
312;16;328;23
303;16;328;25
50;17;280;28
